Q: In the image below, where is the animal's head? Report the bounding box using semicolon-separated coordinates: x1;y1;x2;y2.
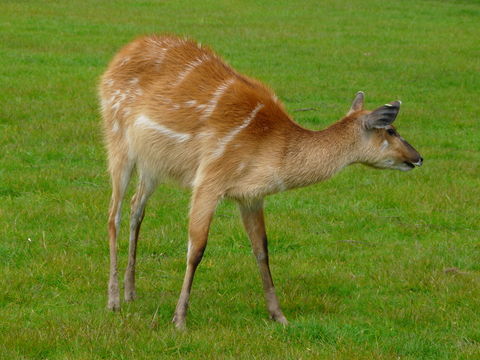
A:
347;91;423;171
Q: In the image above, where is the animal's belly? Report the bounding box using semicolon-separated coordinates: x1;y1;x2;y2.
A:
127;125;201;188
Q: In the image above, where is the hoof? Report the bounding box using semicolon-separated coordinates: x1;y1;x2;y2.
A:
124;290;136;302
172;314;187;331
108;282;120;311
271;313;288;325
107;300;121;311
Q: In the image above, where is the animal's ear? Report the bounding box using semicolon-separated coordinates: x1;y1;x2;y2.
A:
347;91;365;115
363;101;401;129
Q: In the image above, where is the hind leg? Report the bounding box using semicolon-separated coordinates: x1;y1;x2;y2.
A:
107;152;134;311
124;173;157;301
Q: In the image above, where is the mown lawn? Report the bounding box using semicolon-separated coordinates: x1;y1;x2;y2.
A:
1;0;479;358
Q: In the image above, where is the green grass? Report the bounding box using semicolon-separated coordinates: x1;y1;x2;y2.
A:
1;0;479;358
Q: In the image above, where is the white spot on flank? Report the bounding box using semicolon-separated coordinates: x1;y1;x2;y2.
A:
120;57;130;66
196;104;207;111
112;121;120;133
197;130;213;139
200;78;235;121
152;94;172;105
128;78;139;85
173;55;209;87
155;46;170;67
212;103;264;159
111;93;127;114
185;100;197;107
135;114;191;142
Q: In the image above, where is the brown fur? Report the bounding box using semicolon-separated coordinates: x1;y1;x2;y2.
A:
99;35;422;328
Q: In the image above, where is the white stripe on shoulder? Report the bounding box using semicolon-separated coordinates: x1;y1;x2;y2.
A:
154;37;184;67
200;78;235;121
173;54;210;87
212;103;264;158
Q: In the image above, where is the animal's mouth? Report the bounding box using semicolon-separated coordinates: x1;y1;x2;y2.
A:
404;159;423;169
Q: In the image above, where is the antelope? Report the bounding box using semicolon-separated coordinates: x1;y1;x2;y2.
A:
99;34;423;329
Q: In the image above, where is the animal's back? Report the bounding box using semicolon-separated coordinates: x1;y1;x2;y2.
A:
99;35;292;191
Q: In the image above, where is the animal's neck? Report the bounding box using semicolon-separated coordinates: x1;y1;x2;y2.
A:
282;119;360;189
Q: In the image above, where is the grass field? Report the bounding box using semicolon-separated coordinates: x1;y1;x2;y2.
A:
1;0;480;358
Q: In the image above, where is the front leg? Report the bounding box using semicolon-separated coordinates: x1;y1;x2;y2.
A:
172;186;220;330
238;200;288;325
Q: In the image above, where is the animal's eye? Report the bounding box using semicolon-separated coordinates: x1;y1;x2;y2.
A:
387;128;396;136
